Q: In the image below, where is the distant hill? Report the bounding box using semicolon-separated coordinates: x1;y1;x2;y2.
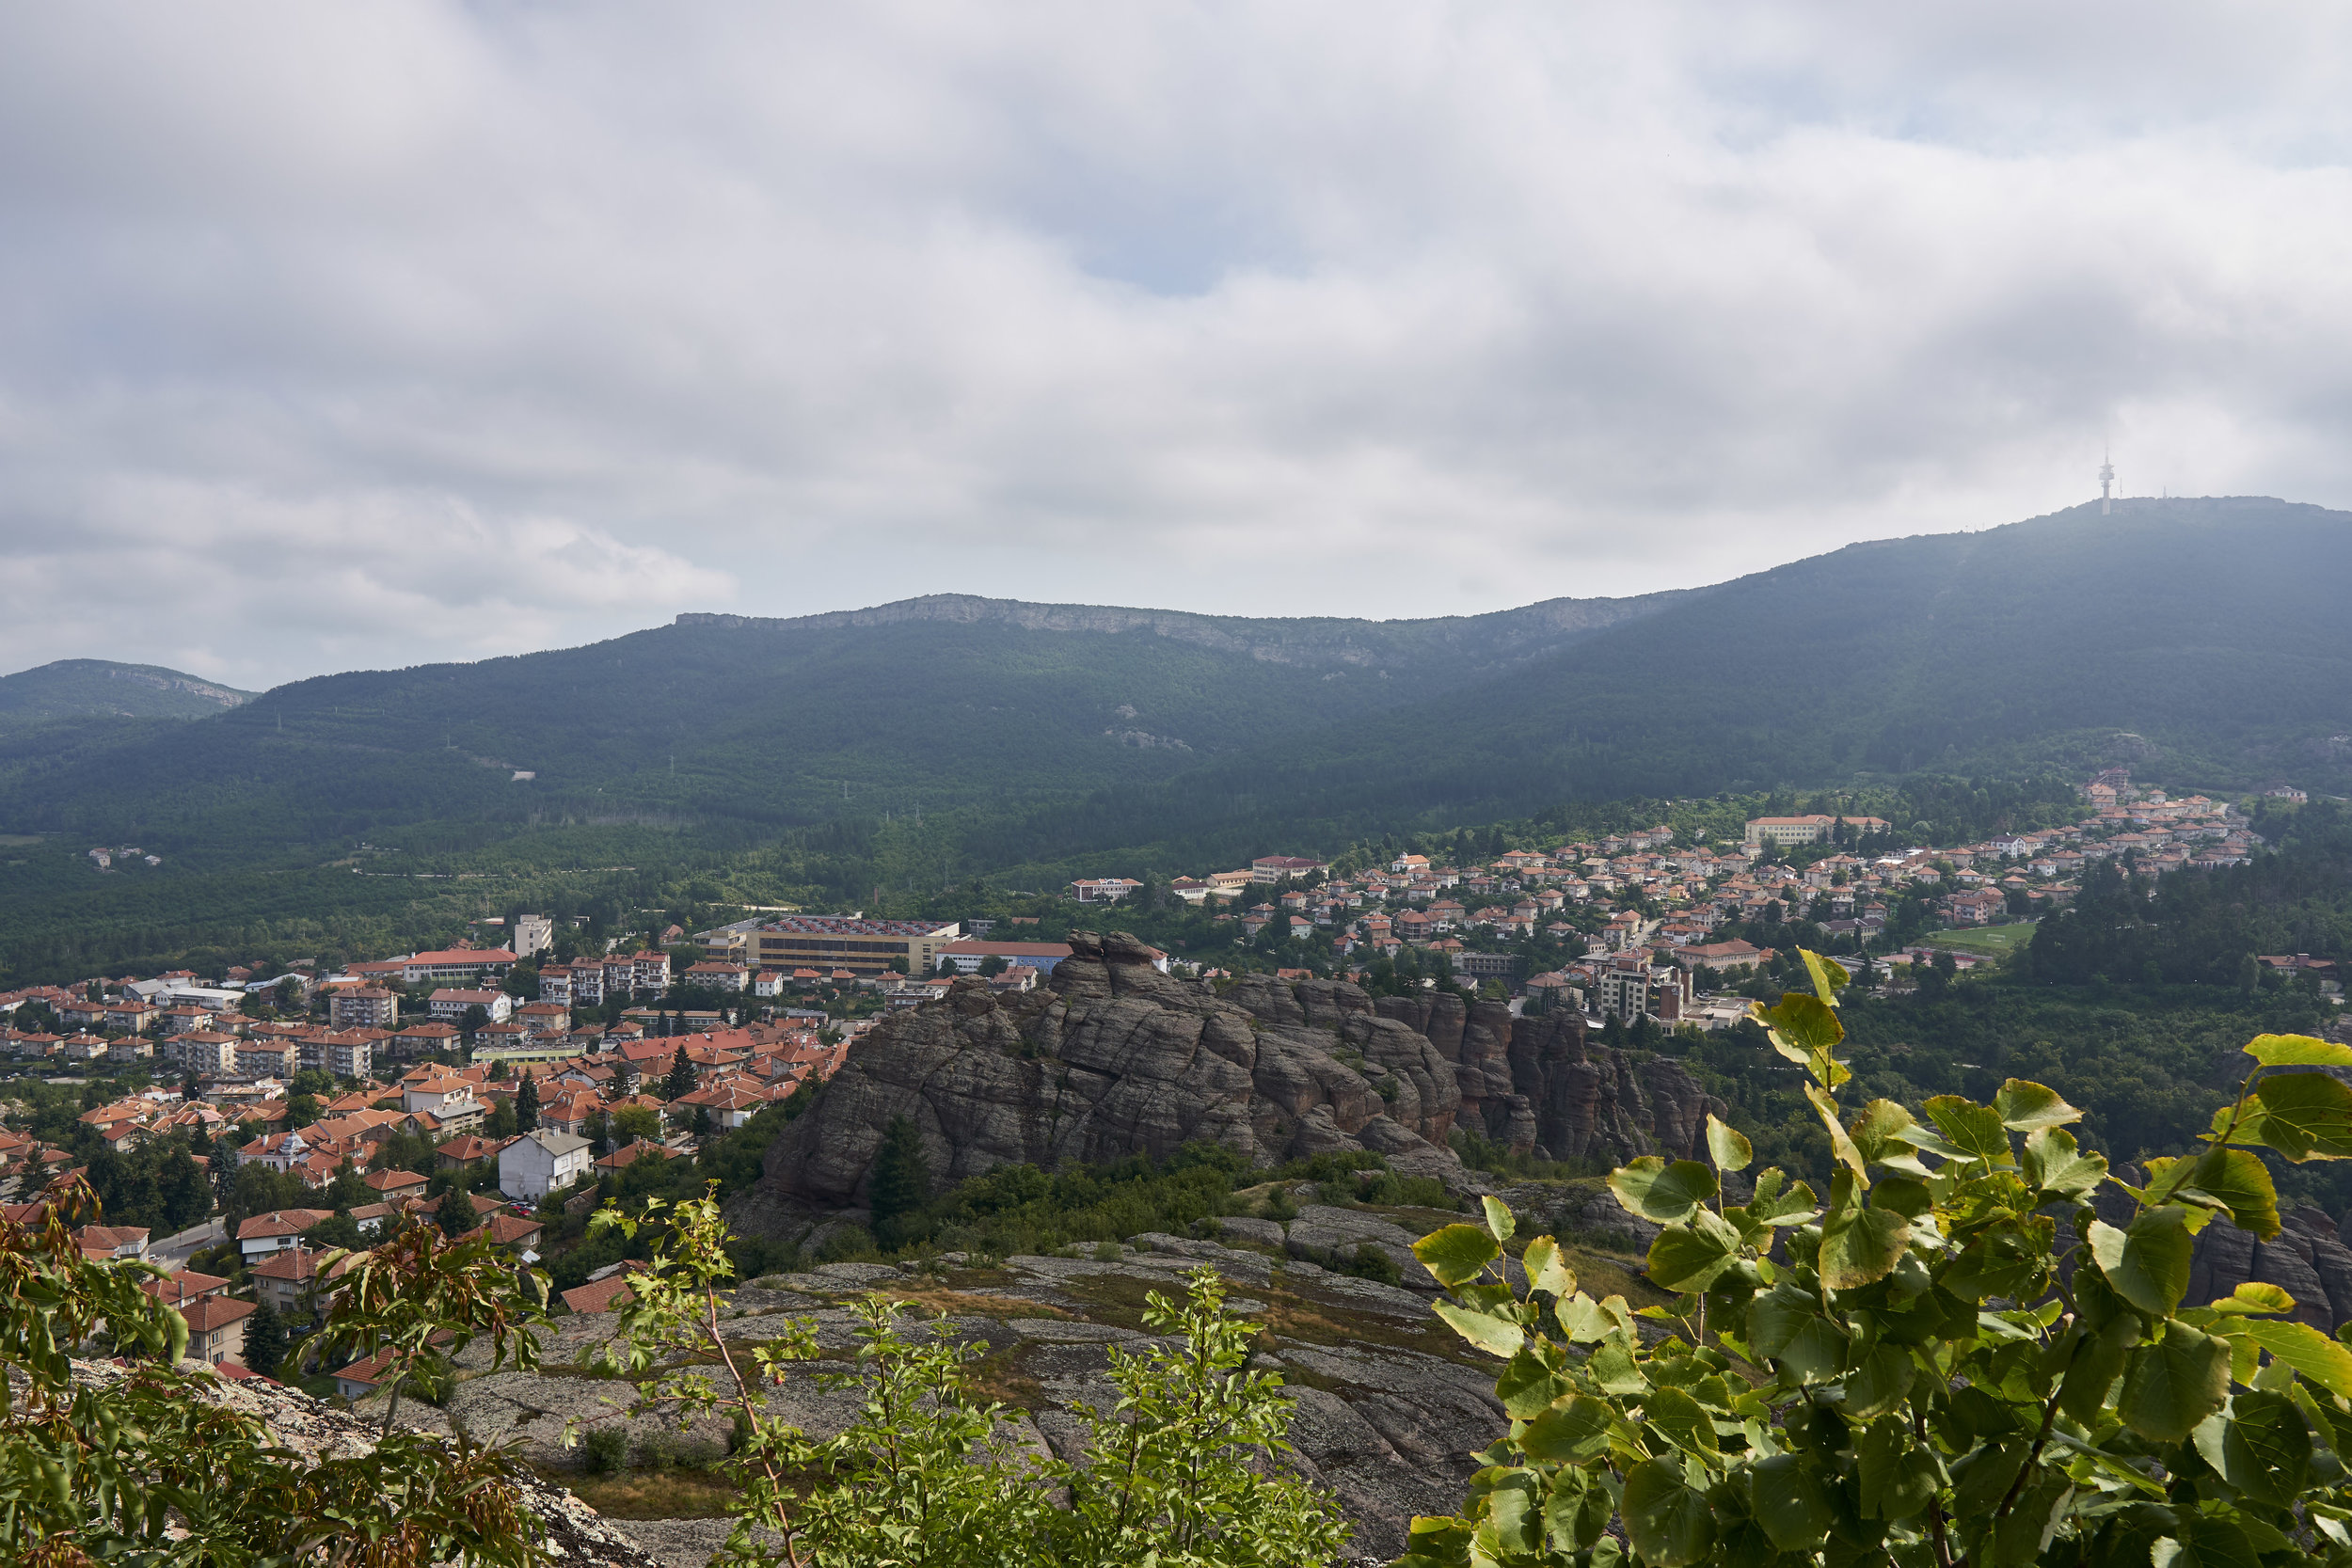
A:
0;659;256;721
0;498;2344;879
1093;496;2352;847
0;588;1698;855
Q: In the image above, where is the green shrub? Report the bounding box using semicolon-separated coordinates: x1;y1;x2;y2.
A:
580;1424;628;1475
1339;1243;1401;1286
1402;949;2352;1568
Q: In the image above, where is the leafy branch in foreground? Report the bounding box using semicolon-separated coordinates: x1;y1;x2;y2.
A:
584;1185;1349;1567
2;1177;544;1567
1403;947;2352;1568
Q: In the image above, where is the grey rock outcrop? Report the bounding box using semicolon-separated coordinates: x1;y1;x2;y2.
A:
754;933;1726;1222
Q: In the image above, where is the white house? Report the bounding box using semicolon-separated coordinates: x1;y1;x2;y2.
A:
499;1128;592;1199
428;989;514;1024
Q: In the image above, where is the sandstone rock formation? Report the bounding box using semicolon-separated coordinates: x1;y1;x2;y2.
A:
752;931;1725;1222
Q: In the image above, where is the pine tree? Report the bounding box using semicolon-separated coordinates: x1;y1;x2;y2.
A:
867;1117;930;1250
242;1299;287;1378
586;1110;610;1159
692;1105;714;1141
515;1074;540;1132
664;1047;695;1102
436;1184;478;1240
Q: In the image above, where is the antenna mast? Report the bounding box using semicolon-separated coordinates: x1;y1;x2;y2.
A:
2100;449;2115;515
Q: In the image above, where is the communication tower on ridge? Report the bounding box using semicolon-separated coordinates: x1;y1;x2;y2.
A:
2100;450;2115;515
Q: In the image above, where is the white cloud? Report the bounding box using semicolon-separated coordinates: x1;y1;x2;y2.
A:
2;1;2350;686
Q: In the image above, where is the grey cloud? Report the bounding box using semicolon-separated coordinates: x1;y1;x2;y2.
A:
2;1;2350;688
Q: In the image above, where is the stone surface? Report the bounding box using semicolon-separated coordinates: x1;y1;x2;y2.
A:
437;1208;1646;1560
70;1355;666;1568
751;932;1727;1228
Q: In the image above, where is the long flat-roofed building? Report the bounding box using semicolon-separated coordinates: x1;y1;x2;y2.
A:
747;916;961;977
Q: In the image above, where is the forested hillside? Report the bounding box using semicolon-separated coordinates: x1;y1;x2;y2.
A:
0;498;2347;980
1041;496;2352;863
0;659;254;720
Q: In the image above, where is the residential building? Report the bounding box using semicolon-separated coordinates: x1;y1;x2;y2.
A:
1069;879;1143;903
499;1128;593;1199
429;989;513;1024
683;961;749;991
511;915;554;958
235;1209;335;1261
560;1275;636;1315
743;916;962;979
1250;856;1328;883
515;1002;572;1038
330;988;400;1030
180;1294;256;1366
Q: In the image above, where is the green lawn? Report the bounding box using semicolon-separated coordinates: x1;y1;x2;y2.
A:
1921;923;2037;957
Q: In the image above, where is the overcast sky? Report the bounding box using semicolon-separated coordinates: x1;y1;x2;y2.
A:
5;3;2350;690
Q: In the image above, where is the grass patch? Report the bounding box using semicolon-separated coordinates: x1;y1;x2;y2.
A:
1921;923;2036;956
538;1465;742;1520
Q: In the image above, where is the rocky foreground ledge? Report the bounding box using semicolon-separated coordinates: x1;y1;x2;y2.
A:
425;1186;1666;1565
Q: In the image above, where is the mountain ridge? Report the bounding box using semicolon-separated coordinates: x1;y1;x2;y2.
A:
0;658;256;721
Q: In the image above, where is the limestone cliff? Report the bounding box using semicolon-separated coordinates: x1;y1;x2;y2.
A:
753;931;1724;1217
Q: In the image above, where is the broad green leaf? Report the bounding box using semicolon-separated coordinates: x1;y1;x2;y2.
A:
1922;1095;2010;1164
1434;1300;1525;1360
1994;1470;2076;1568
1756;990;1844;1055
2090;1209;2194;1316
2180;1148;2281;1241
2058;1312;2138;1423
2244;1034;2352;1069
1853;1418;1938;1522
1557;1292;1613;1343
1481;1470;1544;1559
1847;1100;1931;1177
1588;1334;1649;1396
1522;1235;1578;1300
2119;1322;2231;1441
2192;1389;2311;1505
2237;1318;2352;1400
2210;1282;2296;1316
2157;1513;2265;1568
1841;1343;1915;1418
1706;1114;1753;1174
1519;1393;1614;1463
1497;1350;1569;1418
2022;1125;2108;1200
1994;1078;2083;1131
1644;1386;1720;1456
1742;1179;1819;1230
1804;1085;1870;1186
1622;1457;1717;1567
1610;1157;1721;1223
1414;1223;1502;1288
1801;950;1851;1006
1746;1453;1833;1550
1481;1195;1517;1243
1818;1178;1910;1291
1647;1209;1743;1293
2248;1071;2352;1162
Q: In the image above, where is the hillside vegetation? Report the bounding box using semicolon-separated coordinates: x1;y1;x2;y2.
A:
0;499;2347;979
0;658;255;720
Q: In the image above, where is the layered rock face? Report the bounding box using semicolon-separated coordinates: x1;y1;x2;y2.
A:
755;932;1724;1214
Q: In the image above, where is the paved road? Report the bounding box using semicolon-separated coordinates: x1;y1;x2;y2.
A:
149;1216;224;1272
